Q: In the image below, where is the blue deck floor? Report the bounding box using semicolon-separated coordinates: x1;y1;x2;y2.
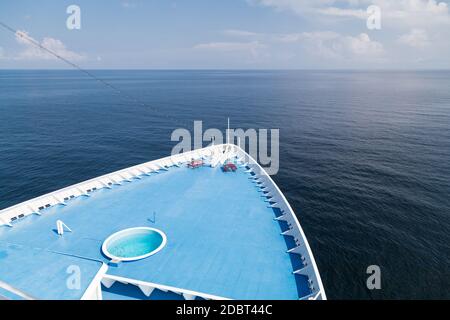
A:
0;164;305;299
0;242;103;299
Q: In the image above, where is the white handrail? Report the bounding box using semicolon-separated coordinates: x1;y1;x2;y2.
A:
101;274;230;300
0;280;36;300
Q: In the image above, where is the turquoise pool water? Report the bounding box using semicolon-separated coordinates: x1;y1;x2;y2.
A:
105;228;166;260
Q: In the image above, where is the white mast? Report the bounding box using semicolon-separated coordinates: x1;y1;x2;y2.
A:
227;117;230;145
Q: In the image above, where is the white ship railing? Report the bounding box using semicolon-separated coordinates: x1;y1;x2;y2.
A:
101;274;230;300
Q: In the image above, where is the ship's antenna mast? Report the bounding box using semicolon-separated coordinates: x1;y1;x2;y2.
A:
227;117;230;145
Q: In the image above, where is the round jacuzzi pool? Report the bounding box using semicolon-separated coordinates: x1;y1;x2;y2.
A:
102;227;167;261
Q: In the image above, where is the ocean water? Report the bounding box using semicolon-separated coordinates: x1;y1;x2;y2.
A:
0;70;449;299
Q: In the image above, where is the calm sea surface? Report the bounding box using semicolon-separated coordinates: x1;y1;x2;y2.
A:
0;70;449;299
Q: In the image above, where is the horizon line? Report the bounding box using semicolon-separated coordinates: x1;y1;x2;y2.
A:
1;68;450;72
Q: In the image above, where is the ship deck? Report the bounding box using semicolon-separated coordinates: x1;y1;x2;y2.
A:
0;157;311;300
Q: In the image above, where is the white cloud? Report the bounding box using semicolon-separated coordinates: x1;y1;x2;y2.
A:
121;1;137;9
316;7;367;19
398;29;430;48
277;31;338;43
193;41;267;60
249;0;450;26
209;29;384;63
231;29;384;59
0;47;4;59
299;32;384;59
247;0;450;64
372;0;450;28
344;33;384;56
223;29;261;37
15;30;85;61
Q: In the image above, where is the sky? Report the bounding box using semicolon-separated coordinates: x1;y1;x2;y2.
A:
0;0;449;69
